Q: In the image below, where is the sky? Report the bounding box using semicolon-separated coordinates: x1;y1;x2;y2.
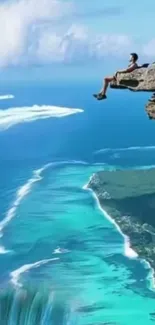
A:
0;0;155;82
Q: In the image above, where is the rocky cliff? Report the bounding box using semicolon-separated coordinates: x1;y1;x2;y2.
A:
110;64;155;119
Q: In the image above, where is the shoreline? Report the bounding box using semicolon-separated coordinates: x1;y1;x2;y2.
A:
83;177;155;290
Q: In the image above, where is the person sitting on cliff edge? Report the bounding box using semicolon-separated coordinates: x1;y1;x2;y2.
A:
93;52;139;100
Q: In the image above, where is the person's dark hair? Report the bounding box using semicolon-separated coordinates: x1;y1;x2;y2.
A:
130;53;138;62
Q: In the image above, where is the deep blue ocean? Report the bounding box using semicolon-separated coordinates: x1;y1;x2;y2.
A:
0;81;155;324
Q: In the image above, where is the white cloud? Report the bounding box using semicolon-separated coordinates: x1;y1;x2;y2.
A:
36;25;133;63
36;25;90;63
93;35;132;58
0;0;133;67
142;39;155;58
0;0;73;67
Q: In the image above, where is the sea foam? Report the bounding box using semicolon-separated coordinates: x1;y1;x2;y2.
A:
0;163;55;240
0;246;10;254
0;169;43;237
0;94;14;100
83;178;155;289
53;247;70;254
0;105;83;130
83;179;138;259
94;146;155;155
0;160;88;253
10;258;59;287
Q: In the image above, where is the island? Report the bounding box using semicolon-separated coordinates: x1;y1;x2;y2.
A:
88;168;155;273
110;63;155;119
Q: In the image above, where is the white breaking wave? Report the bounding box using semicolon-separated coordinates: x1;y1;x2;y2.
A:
0;162;53;239
0;246;10;254
0;94;14;100
10;258;59;287
53;247;70;254
94;146;155;155
137;165;155;170
83;180;138;259
84;179;155;289
0;160;88;253
0;105;83;130
0;169;44;237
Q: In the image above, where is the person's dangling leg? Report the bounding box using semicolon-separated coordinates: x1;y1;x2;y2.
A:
93;76;114;100
101;77;110;95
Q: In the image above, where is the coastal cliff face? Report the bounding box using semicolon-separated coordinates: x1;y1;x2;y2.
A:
88;169;155;272
110;64;155;119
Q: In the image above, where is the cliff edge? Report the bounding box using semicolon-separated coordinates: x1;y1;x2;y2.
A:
110;64;155;119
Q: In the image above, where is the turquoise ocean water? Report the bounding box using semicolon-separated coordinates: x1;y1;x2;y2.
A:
0;82;155;324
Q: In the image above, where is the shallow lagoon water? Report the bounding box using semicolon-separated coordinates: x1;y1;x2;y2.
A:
0;83;155;324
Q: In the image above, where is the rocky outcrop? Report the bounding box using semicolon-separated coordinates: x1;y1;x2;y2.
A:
110;64;155;119
146;97;155;120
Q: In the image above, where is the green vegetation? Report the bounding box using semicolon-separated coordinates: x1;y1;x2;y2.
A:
88;169;155;270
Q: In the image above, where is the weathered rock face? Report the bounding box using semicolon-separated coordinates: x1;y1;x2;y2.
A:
146;99;155;120
110;64;155;119
110;64;155;91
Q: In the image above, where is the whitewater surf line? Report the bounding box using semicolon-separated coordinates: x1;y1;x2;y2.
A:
0;94;14;100
94;146;155;155
83;178;138;259
0;160;88;252
0;105;83;130
10;258;59;287
83;176;155;290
